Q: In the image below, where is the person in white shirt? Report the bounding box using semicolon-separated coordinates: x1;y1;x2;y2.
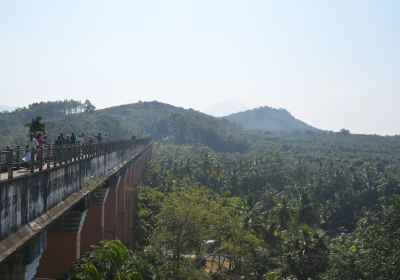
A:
28;134;39;150
23;135;39;162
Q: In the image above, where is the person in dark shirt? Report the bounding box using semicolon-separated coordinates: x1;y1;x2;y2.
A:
54;136;63;164
55;136;62;146
60;133;66;144
70;133;76;144
96;133;102;142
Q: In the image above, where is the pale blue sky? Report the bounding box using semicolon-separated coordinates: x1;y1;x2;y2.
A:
1;0;399;135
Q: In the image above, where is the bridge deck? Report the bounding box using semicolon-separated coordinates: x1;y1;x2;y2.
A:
0;163;50;181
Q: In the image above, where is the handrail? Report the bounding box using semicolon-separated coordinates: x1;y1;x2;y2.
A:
0;138;151;181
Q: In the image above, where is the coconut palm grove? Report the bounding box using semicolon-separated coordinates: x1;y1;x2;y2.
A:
0;100;399;279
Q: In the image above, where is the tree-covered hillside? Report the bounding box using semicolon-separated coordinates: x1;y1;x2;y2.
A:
97;101;247;152
225;106;319;132
0;100;139;147
0;100;247;152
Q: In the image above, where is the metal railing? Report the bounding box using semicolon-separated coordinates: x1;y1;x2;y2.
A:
0;138;151;181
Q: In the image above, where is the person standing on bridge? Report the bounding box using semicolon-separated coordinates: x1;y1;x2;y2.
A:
35;133;46;167
80;133;88;143
60;133;66;144
24;134;39;163
36;133;46;146
70;133;76;145
95;133;103;142
28;134;39;150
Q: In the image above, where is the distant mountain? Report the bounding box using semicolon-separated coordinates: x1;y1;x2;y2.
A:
203;100;248;117
224;106;319;132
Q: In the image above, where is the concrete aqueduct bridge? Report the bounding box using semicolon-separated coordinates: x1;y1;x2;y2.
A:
0;138;152;279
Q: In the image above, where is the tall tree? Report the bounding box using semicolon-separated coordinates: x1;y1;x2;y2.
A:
83;99;96;114
25;115;46;135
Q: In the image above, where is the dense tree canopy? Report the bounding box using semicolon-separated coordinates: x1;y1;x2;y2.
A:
136;139;400;279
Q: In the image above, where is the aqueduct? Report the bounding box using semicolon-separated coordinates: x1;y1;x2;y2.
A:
0;139;152;279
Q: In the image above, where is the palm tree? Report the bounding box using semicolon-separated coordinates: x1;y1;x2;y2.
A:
25;116;46;135
69;240;153;280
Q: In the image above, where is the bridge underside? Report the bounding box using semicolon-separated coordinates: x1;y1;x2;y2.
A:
0;142;152;279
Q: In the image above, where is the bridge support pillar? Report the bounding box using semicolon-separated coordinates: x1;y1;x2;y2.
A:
104;175;120;240
36;201;88;278
125;164;136;249
116;170;126;243
80;186;110;254
0;232;46;280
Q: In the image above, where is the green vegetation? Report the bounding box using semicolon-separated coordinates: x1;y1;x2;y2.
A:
0;100;246;151
2;100;399;279
25;115;47;135
135;137;400;279
68;240;153;280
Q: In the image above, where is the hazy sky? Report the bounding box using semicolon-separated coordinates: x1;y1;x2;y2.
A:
1;1;399;135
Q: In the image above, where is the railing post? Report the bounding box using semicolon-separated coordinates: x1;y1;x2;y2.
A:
47;145;51;169
16;145;20;170
6;148;13;179
69;145;71;162
74;144;77;161
30;148;35;173
64;145;67;164
54;147;58;167
39;147;43;171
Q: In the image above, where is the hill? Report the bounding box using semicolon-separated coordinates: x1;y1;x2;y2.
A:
224;106;319;132
97;101;248;152
0;100;248;152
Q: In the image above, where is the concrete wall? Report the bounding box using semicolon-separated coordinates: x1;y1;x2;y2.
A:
0;143;141;241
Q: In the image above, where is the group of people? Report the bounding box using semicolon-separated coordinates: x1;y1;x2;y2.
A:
23;132;108;163
54;132;106;146
23;133;47;162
